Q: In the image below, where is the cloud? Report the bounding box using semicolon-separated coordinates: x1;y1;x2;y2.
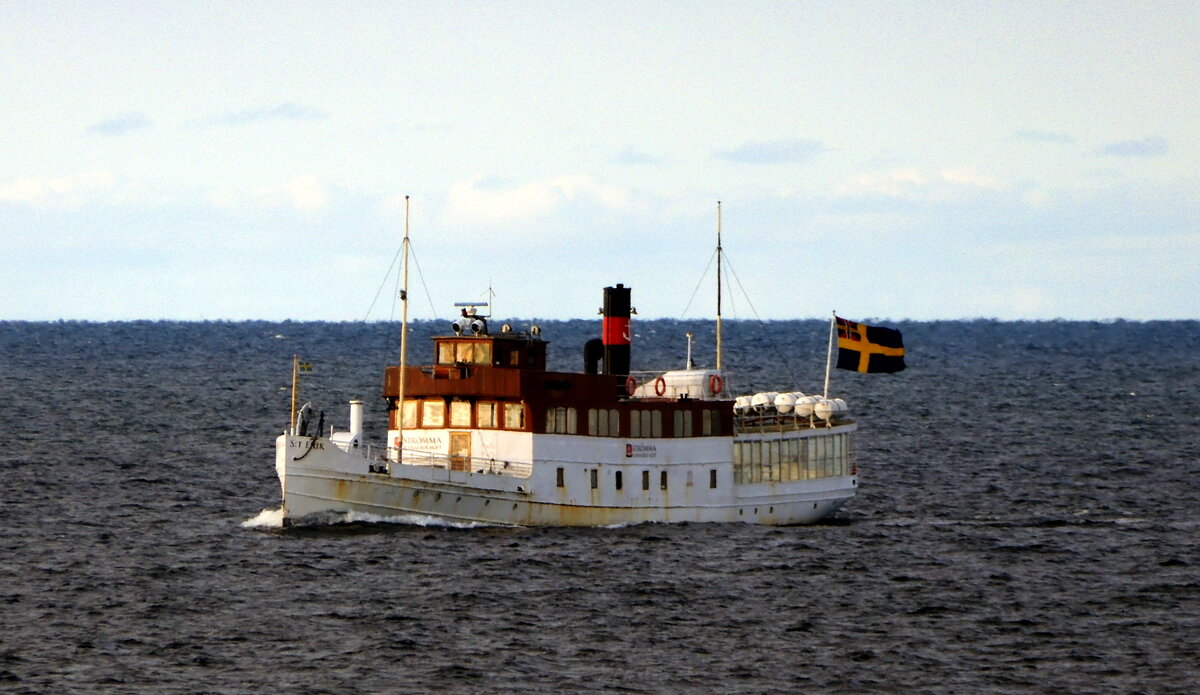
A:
0;171;116;208
201;102;329;127
835;167;1003;201
613;147;665;165
1013;129;1073;143
715;139;829;163
209;174;330;213
282;175;330;212
445;174;629;225
1097;136;1168;158
87;112;151;137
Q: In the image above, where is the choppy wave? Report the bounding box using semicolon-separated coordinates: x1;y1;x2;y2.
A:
2;318;1198;694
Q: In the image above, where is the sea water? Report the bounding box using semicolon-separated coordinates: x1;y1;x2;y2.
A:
0;319;1197;693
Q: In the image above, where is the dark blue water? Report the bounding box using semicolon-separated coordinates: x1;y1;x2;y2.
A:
1;319;1197;693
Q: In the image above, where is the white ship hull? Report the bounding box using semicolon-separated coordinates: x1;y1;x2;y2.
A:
276;423;858;526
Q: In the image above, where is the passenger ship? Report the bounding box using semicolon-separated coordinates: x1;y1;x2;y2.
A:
272;206;858;526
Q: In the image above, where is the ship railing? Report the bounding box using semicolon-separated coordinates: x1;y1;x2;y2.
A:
624;369;739;401
361;443;533;479
733;412;852;433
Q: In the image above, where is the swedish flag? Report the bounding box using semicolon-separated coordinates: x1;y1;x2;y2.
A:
836;317;906;373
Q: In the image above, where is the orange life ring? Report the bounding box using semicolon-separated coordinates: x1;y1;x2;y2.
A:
709;374;724;395
654;376;667;397
625;375;638;396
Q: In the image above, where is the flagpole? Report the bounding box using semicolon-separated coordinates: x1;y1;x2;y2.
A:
823;311;836;398
290;354;299;435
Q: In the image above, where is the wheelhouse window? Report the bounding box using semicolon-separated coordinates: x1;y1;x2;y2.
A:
437;340;494;366
421;400;445;428
474;342;492;365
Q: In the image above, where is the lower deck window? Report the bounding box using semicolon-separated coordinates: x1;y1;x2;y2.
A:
477;402;497;428
733;434;851;483
545;406;577;434
504;403;525;430
421;400;445;427
449;400;471;427
629;409;663;438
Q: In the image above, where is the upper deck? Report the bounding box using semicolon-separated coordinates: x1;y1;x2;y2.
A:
381;331;735;437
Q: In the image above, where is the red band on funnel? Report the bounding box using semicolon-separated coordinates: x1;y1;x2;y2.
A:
602;316;630;345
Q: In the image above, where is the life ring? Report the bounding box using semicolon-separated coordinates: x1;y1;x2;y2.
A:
625;375;638;396
654;376;667;397
709;374;724;395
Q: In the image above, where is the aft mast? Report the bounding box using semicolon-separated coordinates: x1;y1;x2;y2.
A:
716;201;723;371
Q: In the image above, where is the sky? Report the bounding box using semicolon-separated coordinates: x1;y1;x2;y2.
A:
2;1;1197;322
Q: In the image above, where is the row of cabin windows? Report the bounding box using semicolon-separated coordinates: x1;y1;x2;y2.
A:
558;467;720;490
546;407;723;437
400;399;722;437
733;433;852;483
401;399;525;430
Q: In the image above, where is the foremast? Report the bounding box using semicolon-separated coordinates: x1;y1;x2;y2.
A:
397;195;411;458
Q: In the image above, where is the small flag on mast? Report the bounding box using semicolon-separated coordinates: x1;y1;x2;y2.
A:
836;316;906;373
